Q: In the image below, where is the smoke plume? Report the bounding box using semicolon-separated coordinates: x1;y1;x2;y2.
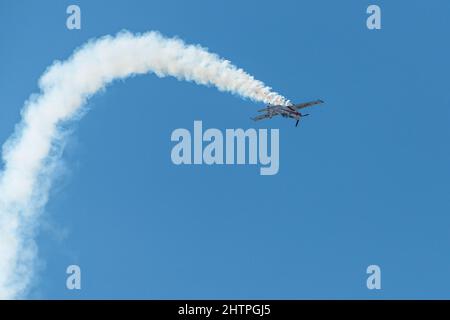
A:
0;30;289;298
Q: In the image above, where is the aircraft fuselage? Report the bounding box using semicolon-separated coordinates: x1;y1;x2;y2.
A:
251;99;323;126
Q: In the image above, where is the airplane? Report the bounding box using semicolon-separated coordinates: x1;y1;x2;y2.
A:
252;99;324;127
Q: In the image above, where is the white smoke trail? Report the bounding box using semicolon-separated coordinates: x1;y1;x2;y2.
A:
0;30;290;299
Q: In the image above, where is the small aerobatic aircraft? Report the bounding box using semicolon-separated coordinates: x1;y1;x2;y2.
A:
252;99;324;127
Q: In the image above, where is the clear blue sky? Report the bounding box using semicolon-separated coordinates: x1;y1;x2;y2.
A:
1;0;450;299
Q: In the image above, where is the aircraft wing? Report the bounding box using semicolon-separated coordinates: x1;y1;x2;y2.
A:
292;99;324;110
257;105;278;112
251;113;272;121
